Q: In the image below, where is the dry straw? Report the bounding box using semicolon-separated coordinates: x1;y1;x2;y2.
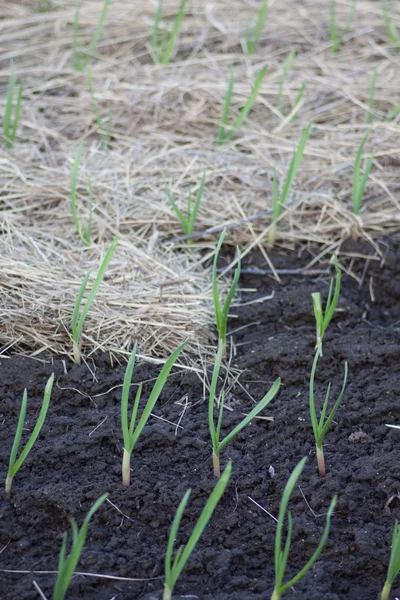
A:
0;1;400;358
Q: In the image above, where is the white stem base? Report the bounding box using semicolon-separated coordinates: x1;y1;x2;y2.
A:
122;448;131;487
316;446;326;478
5;475;12;499
163;585;172;600
212;451;221;478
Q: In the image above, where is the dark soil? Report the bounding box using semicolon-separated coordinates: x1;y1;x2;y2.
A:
1;242;400;600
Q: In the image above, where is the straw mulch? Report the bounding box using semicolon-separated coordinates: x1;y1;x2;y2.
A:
0;0;399;359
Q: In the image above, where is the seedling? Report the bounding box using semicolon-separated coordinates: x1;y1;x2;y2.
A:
72;236;118;364
87;69;111;150
72;0;110;71
71;141;93;246
209;340;280;477
381;521;400;600
271;457;337;600
276;51;307;121
121;340;186;486
382;0;400;47
165;170;206;239
244;0;269;55
329;0;356;53
212;229;241;359
53;494;108;600
5;374;54;499
312;256;341;355
164;461;231;600
152;0;188;65
388;100;400;121
217;64;268;144
367;66;378;124
3;63;23;149
309;348;348;477
277;50;295;114
37;0;52;10
352;132;374;215
268;123;311;246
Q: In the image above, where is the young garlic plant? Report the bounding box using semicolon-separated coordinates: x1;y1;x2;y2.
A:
209;341;280;477
309;347;348;477
278;50;306;119
165;170;206;241
244;0;269;55
87;69;111;151
271;457;337;600
366;66;378;124
268;123;311;246
72;0;110;71
6;374;54;499
164;462;231;600
329;0;356;53
380;521;400;600
212;229;241;360
152;0;188;65
352;132;374;216
311;255;341;355
53;494;108;600
382;0;400;48
121;340;186;486
72;237;118;364
3;63;23;149
71;141;93;247
217;65;268;144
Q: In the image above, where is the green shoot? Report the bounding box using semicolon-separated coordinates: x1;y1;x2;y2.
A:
53;494;108;600
330;0;357;52
212;229;241;359
277;50;296;114
388;100;400;121
329;0;356;53
382;0;400;47
268;123;311;246
271;457;337;600
152;0;188;65
311;255;341;355
309;348;348;477
121;340;186;486
37;0;52;11
72;0;110;72
3;63;23;149
217;64;268;144
166;170;206;239
6;374;54;499
209;341;280;477
367;66;378;124
72;237;118;364
381;521;400;600
244;0;269;55
71;141;93;246
352;132;374;215
164;461;231;600
87;69;111;150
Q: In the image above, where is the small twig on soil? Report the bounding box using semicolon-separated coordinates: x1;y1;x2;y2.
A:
247;496;278;522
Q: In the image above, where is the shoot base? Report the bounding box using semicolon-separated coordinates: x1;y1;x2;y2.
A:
122;448;131;487
5;475;12;499
317;446;326;477
163;585;172;600
380;581;391;600
212;451;221;478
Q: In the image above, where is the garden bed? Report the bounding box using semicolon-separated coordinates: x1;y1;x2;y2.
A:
1;241;400;600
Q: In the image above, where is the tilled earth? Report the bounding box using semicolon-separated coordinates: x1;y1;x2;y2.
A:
1;241;400;600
